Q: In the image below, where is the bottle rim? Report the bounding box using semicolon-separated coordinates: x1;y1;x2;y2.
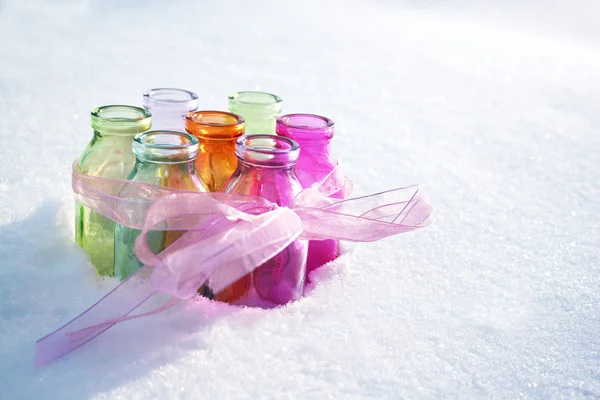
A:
228;91;282;106
91;105;152;135
143;88;199;113
133;130;199;163
235;134;300;168
228;91;283;118
186;110;245;140
277;113;334;131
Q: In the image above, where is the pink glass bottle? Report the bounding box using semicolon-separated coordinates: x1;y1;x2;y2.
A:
276;113;342;279
142;88;199;131
220;135;308;305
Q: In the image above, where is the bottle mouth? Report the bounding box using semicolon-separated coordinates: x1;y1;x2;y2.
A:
133;130;199;163
228;91;283;115
91;105;152;135
186;111;245;140
276;113;334;141
143;88;199;113
235;134;299;167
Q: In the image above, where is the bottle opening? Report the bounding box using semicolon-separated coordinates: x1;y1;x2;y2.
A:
91;105;152;135
229;91;282;106
276;113;335;143
277;113;334;130
186;111;245;139
228;91;283;119
236;134;299;167
133;130;199;163
143;88;199;112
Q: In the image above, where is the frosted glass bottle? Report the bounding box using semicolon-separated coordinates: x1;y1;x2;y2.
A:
228;91;282;135
114;131;207;279
276;113;342;278
142;88;198;131
185;111;245;192
219;134;308;305
75;105;152;276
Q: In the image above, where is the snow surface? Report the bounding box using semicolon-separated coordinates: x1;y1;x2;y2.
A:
1;0;600;398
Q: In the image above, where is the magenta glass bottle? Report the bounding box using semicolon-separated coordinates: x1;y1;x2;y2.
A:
276;113;342;279
142;88;199;131
220;134;307;305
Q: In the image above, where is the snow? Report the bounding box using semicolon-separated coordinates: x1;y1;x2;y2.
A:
1;0;599;398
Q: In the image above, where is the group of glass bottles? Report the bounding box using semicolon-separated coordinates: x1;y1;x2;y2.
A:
75;88;341;306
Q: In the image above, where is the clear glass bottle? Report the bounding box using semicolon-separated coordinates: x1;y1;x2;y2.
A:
276;113;342;278
75;105;152;276
185;111;245;192
228;91;282;135
142;88;199;131
113;130;207;279
219;134;308;305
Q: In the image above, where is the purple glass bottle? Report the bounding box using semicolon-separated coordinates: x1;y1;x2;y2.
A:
276;113;342;279
221;134;307;305
142;88;199;131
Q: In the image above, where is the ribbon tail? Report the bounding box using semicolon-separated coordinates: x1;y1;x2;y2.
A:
35;265;158;368
296;185;434;241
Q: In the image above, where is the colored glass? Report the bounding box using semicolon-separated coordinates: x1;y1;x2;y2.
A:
228;91;282;135
185;111;245;192
75;105;152;276
218;134;307;305
276;113;342;278
114;131;206;279
142;88;198;131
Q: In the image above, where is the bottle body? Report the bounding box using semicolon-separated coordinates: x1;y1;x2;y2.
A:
228;91;282;135
219;135;307;305
185;111;244;192
75;105;152;276
114;131;206;279
276;114;342;279
142;88;198;131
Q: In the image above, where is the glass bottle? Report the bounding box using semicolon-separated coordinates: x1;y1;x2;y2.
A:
142;88;199;131
185;111;245;192
75;105;152;276
218;134;308;305
228;91;282;135
114;130;207;279
276;113;342;278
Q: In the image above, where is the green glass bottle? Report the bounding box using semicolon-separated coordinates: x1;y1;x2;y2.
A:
75;105;152;276
227;91;282;134
114;130;207;280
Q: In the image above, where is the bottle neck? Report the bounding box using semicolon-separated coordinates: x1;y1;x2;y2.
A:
131;158;197;184
93;130;137;142
135;158;196;170
241;115;278;135
228;159;302;206
197;136;238;146
237;159;296;174
148;112;188;131
295;136;332;151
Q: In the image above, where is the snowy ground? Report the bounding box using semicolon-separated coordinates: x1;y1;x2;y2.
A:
1;0;599;398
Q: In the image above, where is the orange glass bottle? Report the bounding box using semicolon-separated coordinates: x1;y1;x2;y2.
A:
185;111;247;302
185;111;245;192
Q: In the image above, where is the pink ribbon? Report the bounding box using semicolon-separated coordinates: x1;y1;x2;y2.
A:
34;162;433;368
